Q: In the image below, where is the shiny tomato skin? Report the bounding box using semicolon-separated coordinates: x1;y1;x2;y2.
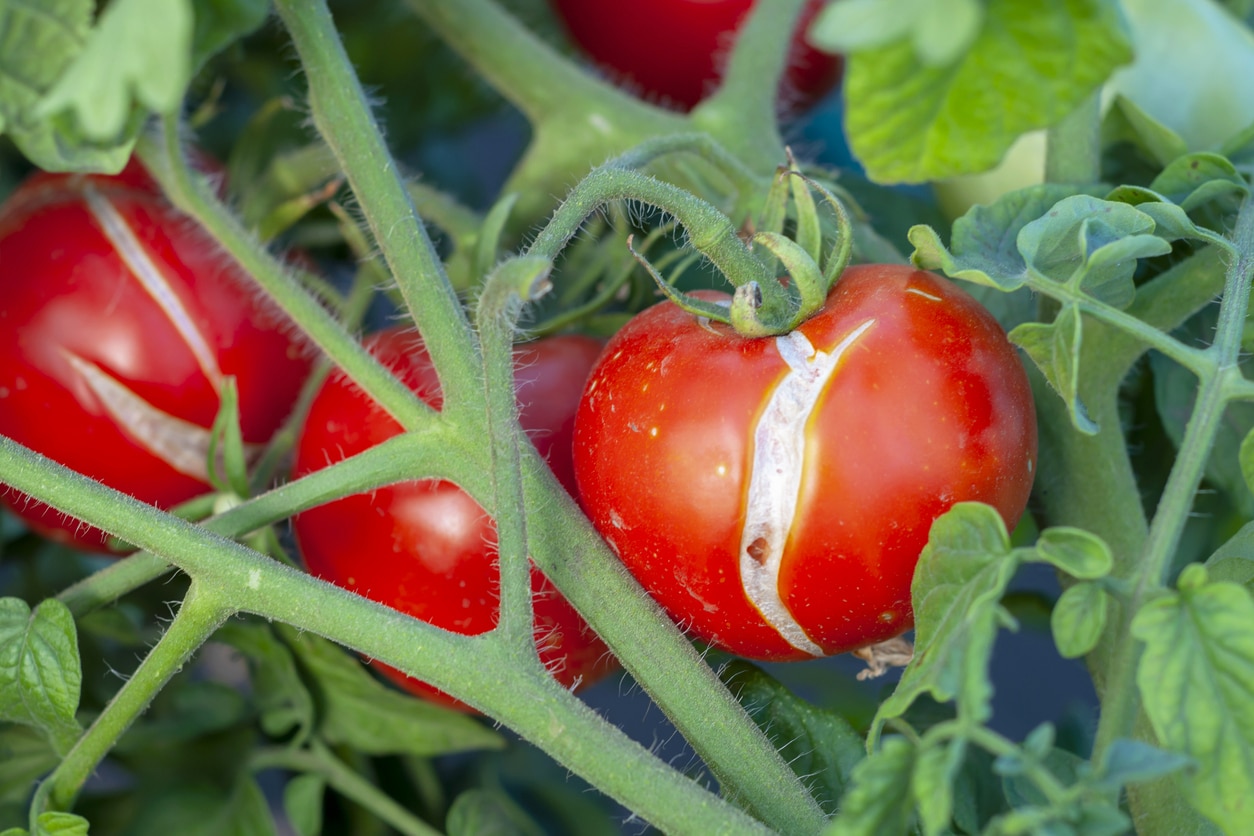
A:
291;328;615;707
572;265;1037;661
0;171;312;550
549;0;842;112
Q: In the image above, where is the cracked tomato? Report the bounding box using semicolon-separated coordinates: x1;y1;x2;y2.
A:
291;327;616;707
550;0;842;112
572;264;1037;661
0;167;312;551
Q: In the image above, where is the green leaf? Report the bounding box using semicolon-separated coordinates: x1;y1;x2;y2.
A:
1131;570;1254;833
912;185;1093;291
1095;739;1194;793
0;598;82;755
115;679;250;753
718;660;865;813
911;735;965;836
277;626;504;757
1050;581;1108;659
824;737;917;836
283;773;325;836
1102;94;1190;169
841;0;1131;183
125;776;278;836
811;0;982;67
1148;152;1250;212
1033;527;1113;579
190;0;271;73
37;0;193;142
0;725;58;805
1010;305;1098;435
872;503;1021;741
1017;195;1173;307
0;0;134;171
446;788;545;836
215;622;315;742
1242;428;1254;496
1205;522;1254;590
31;813;89;836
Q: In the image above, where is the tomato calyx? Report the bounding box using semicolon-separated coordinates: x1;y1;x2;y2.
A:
632;162;854;338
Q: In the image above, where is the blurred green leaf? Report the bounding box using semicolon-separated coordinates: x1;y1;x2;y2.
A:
811;0;983;67
37;0;192;141
123;776;278;836
0;598;81;755
838;0;1130;183
216;622;315;742
446;788;545;836
1132;567;1254;833
283;773;325;836
1148;153;1249;211
116;679;250;753
824;737;916;836
32;812;89;836
1205;522;1254;590
1050;581;1108;659
911;735;965;836
1095;739;1194;794
278;626;504;757
0;725;58;805
1011;305;1098;435
1103;94;1190;169
190;0;270;73
719;660;865;814
872;503;1021;741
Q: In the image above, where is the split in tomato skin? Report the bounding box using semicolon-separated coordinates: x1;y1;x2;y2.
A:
549;0;842;112
291;327;616;708
0;169;313;551
572;265;1038;662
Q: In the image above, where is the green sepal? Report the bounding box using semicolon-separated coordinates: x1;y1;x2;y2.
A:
788;166;823;265
207;376;251;499
751;231;823;326
627;236;733;325
473;192;522;286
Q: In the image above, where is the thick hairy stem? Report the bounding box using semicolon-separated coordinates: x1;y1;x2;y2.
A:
274;0;484;419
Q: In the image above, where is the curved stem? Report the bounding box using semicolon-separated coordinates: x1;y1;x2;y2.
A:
1044;91;1102;185
137;121;432;432
251;741;441;836
274;0;484;419
38;582;233;815
691;0;799;164
403;0;651;124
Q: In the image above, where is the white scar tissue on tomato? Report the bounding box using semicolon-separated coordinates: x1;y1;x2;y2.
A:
83;185;223;385
738;319;875;656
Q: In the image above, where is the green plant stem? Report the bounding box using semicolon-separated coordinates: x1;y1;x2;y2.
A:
961;724;1071;807
1044;91;1102;184
518;454;828;835
136;122;433;432
0;436;788;834
691;0;799;165
274;0;484;419
1089;198;1254;770
526;161;774;301
473;258;546;650
37;582;233;816
251;741;441;836
57;432;462;617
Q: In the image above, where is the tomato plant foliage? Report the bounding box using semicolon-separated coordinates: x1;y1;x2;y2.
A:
1;0;1254;835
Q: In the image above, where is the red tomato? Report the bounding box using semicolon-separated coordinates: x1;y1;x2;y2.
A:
549;0;842;112
291;328;615;707
572;265;1037;661
0;169;312;551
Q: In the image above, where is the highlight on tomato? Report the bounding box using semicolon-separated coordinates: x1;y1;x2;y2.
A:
0;164;313;551
290;327;616;708
549;0;843;112
572;264;1037;662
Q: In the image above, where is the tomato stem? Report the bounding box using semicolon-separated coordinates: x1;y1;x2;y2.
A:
36;582;233;817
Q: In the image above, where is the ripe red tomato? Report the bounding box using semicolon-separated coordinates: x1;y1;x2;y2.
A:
291;327;615;707
572;265;1037;662
0;168;312;551
549;0;842;112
